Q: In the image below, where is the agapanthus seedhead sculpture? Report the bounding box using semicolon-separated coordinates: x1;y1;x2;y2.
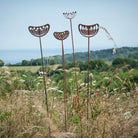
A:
78;23;99;124
28;24;50;135
63;11;79;94
28;24;50;37
53;30;69;132
78;23;99;38
53;31;69;40
63;11;77;19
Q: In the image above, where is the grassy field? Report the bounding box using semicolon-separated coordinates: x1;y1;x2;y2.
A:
0;63;138;137
9;66;41;73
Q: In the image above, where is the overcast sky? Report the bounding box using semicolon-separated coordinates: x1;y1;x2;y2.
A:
0;0;138;51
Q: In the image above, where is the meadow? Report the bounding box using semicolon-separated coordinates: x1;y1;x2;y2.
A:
0;58;138;137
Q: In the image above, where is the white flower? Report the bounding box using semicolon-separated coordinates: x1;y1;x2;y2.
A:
7;80;12;84
124;111;132;119
114;88;119;91
89;73;93;78
37;82;40;85
104;77;109;80
80;83;85;87
92;80;96;86
52;81;56;84
22;74;27;77
19;79;25;83
47;82;50;85
32;105;36;108
47;79;51;82
47;87;58;91
22;90;29;94
69;79;73;82
2;66;9;70
116;97;120;101
38;76;43;79
58;90;63;93
5;71;10;75
12;77;17;80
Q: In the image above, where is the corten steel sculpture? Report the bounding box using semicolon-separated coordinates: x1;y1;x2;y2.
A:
53;30;69;132
28;24;51;135
63;11;79;94
78;24;99;121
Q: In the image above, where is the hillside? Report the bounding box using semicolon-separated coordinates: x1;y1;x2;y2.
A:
7;47;138;66
52;47;138;64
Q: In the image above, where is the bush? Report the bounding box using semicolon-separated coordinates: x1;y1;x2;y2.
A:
112;58;137;69
0;60;4;66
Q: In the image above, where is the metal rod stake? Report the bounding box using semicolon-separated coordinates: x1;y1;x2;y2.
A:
62;40;68;132
70;19;79;94
39;37;51;135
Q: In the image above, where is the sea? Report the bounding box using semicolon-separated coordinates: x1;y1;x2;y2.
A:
0;48;88;64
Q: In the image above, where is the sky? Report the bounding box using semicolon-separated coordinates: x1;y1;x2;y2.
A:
0;0;138;51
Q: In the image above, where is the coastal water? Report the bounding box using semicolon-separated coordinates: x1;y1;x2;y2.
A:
0;48;87;64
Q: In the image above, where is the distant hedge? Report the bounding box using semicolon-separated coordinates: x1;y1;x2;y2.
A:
0;60;4;66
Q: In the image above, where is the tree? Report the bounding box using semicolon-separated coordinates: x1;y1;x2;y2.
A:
0;60;4;66
112;57;137;68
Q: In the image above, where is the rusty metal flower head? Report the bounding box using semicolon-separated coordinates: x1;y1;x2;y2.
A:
28;24;50;37
63;11;77;19
53;31;69;40
78;24;99;38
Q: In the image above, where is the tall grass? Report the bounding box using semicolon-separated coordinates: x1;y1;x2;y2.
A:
0;65;138;137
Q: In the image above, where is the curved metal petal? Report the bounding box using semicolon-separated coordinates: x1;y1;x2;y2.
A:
28;24;50;37
53;31;69;40
78;24;99;38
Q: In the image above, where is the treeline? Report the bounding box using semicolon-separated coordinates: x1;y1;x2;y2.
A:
52;47;138;64
7;57;59;66
57;58;138;72
0;60;4;66
4;47;138;66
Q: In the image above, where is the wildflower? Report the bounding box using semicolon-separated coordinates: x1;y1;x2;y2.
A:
116;97;120;101
124;111;132;119
19;79;25;83
22;74;27;77
37;82;40;85
32;105;36;108
89;73;93;78
7;80;12;85
47;81;50;85
12;77;17;80
5;70;11;75
47;79;51;82
114;88;119;91
80;83;85;87
22;90;29;94
92;80;96;86
104;77;109;80
47;87;58;91
58;90;63;93
38;76;43;79
2;66;9;70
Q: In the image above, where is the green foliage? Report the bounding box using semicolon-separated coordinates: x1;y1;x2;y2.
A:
0;111;11;123
128;51;138;59
52;47;138;63
112;57;138;69
0;60;4;66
